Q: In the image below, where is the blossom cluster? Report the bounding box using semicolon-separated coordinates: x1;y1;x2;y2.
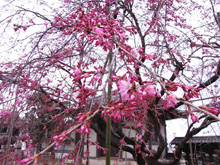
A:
53;131;68;147
117;78;161;102
116;78;179;111
52;7;133;51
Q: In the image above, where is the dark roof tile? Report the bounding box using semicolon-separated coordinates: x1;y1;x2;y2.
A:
171;136;220;144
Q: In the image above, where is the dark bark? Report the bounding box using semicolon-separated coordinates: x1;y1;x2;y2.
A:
156;117;217;165
198;60;220;89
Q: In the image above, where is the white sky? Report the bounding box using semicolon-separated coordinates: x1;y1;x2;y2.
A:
165;0;220;146
166;119;220;145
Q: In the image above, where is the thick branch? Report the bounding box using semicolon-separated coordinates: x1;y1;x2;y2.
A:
171;117;215;165
90;113;136;155
123;3;146;85
198;60;220;88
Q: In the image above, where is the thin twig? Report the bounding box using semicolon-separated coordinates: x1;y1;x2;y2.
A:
180;100;220;121
27;108;101;164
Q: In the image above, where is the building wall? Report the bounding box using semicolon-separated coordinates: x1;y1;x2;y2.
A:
53;122;166;161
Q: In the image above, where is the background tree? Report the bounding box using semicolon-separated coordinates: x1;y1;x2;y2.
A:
0;0;219;164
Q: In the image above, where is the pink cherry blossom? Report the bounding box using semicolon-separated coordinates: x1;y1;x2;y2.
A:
147;52;156;60
208;107;220;115
145;85;156;97
56;141;61;147
20;157;34;164
199;106;219;115
118;80;132;100
166;82;180;91
163;94;177;110
53;135;59;141
74;68;81;75
190;113;199;123
79;122;90;134
130;48;140;57
94;27;104;38
156;91;161;98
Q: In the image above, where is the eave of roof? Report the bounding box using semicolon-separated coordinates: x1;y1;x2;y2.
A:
171;136;220;144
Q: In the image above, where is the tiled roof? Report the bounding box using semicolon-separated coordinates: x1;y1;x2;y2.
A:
171;136;220;145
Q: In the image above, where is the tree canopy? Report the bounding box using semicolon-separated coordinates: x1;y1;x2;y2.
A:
0;0;219;164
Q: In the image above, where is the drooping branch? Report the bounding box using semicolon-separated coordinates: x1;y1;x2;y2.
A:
168;60;220;112
122;2;146;85
180;100;220;121
26;108;101;164
209;0;220;30
143;0;165;37
16;6;52;23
